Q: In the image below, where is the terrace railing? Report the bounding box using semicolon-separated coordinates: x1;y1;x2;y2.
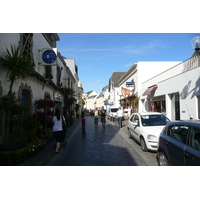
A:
182;53;200;73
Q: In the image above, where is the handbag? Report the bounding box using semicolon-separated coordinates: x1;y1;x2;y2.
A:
62;116;67;133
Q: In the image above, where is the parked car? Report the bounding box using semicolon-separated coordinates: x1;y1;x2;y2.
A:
107;107;118;120
127;112;170;152
157;120;200;166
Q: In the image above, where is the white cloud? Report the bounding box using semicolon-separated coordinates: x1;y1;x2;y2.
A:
84;81;105;88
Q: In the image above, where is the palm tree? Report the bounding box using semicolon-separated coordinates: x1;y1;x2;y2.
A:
0;44;33;148
0;44;34;95
63;87;77;109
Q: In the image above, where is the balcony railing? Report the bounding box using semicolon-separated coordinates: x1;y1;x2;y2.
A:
182;53;200;73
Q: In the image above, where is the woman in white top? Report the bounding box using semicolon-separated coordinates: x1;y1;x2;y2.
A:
52;109;66;153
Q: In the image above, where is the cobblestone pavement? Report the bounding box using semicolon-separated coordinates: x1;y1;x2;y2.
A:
48;116;157;166
19;115;158;166
18;118;82;166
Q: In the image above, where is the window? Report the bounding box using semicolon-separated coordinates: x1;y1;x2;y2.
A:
141;114;170;126
43;33;57;47
45;65;53;79
22;89;31;124
189;127;200;151
57;66;61;86
111;108;118;112
132;115;139;124
167;124;189;144
22;89;30;106
130;114;134;122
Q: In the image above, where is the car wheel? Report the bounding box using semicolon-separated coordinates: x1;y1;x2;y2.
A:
158;152;169;166
140;137;148;152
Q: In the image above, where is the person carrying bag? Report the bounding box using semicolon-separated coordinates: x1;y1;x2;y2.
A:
52;109;66;153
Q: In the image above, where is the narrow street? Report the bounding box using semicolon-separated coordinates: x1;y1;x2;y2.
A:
48;115;157;166
20;114;157;166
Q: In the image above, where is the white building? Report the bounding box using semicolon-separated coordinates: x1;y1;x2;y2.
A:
64;58;79;97
140;52;200;121
82;90;98;110
0;33;80;114
64;58;83;114
95;92;105;108
117;61;181;112
102;85;109;101
108;72;126;107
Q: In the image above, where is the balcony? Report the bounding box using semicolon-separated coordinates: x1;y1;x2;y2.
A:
182;53;200;73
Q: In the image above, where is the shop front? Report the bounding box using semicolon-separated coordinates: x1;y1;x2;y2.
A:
149;95;166;115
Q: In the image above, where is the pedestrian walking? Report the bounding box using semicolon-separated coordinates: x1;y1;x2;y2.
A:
82;115;86;135
94;108;99;125
81;109;85;118
117;107;123;128
63;108;70;128
52;109;66;154
100;106;106;127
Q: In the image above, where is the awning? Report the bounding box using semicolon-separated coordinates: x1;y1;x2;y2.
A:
142;85;158;96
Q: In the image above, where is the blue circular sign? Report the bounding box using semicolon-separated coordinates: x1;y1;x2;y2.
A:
42;50;57;64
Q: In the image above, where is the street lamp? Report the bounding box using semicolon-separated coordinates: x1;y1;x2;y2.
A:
191;36;200;53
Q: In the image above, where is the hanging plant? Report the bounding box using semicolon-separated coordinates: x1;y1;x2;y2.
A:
36;99;56;109
36;99;46;109
45;100;56;107
132;96;139;111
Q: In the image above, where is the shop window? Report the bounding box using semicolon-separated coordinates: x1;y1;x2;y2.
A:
150;96;166;114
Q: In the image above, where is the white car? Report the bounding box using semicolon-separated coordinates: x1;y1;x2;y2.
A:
127;112;170;152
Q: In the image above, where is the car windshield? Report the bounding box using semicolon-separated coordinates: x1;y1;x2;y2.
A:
111;108;118;112
141;114;170;126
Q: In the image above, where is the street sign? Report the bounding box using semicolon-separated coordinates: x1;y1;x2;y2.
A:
41;48;57;65
104;103;111;105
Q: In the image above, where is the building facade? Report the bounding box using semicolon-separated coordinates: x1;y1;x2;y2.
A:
108;72;126;107
140;52;200;121
116;61;181;113
0;33;82;119
82;90;98;110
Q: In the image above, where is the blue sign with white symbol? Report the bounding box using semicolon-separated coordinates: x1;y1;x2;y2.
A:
42;50;57;64
126;82;135;85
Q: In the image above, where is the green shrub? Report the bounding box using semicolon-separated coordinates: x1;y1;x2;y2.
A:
13;147;29;163
0;147;30;165
0;151;13;165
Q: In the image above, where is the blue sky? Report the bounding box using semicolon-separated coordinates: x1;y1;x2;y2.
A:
57;33;199;93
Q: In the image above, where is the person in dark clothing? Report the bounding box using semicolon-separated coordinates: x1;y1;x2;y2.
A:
100;106;106;127
82;115;86;135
